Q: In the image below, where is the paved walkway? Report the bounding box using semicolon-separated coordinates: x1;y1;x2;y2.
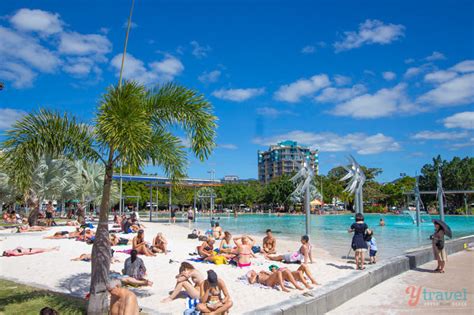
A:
328;250;474;314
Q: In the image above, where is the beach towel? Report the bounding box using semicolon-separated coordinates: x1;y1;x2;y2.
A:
116;249;133;255
183;298;200;315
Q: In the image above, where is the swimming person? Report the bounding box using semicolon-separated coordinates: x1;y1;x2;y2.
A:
151;233;168;254
348;213;368;270
2;246;59;257
379;218;385;226
197;238;215;259
431;221;447;273
132;230;155;256
261;229;276;254
265;235;313;264
122;250;153;287
196;270;233;314
365;229;378;264
233;235;256;267
161;262;204;302
212;222;224;240
108;279;140;315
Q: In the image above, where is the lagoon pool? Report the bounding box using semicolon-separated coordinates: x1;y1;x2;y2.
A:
180;213;474;259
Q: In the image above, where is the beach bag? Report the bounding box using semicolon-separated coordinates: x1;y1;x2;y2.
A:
211;255;228;265
251;246;261;254
188;233;198;239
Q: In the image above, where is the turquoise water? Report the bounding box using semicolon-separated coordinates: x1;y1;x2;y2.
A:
179;214;474;259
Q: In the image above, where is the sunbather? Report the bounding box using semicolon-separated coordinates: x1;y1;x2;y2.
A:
2;246;59;257
132;230;155;256
161;262;204;302
197;238;215;259
151;233;168;254
270;264;318;289
121;250;153;287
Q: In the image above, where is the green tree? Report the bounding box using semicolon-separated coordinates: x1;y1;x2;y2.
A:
261;175;295;211
1;81;217;314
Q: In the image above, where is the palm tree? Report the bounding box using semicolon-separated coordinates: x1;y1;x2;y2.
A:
1;81;217;314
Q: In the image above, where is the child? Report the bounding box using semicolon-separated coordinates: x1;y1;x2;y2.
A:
365;229;378;264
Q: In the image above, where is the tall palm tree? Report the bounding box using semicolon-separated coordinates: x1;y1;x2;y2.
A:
1;81;217;314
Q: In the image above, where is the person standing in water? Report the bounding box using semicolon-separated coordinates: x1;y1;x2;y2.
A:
348;213;368;270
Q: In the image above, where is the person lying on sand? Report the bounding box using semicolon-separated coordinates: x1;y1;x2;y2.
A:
66;220;80;226
43;230;72;239
110;234;131;246
246;268;291;292
108;279;140;315
121;250;153;287
2;246;59;257
16;224;50;233
261;229;277;254
265;235;313;264
151;233;168;254
197;270;233;315
132;230;155;257
197;238;215;259
71;253;120;263
233;235;256;268
270;264;318;289
75;229;95;242
161;262;204;303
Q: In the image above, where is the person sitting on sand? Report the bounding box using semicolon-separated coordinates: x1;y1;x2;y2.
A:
197;270;233;315
108;279;140;315
161;262;204;302
121;250;153;287
270;264;318;289
261;229;276;254
110;234;131;246
246;268;291;292
219;231;235;254
132;230;155;257
233;235;256;268
197;238;215;259
212;222;224;240
151;233;168;254
2;246;59;257
265;235;313;264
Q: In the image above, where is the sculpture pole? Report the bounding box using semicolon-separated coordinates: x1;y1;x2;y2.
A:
305;181;311;235
437;166;445;221
415;176;421;227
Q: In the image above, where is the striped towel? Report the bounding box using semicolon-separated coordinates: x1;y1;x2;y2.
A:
184;298;200;315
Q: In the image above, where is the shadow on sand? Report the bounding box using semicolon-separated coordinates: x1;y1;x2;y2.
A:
326;263;355;270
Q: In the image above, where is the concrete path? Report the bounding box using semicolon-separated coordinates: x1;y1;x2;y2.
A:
328;250;474;314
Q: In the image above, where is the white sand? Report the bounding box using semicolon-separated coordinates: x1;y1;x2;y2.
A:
0;221;356;314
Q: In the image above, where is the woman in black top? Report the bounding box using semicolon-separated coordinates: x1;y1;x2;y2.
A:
348;213;368;270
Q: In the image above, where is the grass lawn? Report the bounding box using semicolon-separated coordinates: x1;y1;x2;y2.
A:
0;279;86;315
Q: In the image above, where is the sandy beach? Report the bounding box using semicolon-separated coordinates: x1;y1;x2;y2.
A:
0;221;357;314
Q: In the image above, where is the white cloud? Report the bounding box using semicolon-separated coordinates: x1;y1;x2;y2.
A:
274;74;330;103
10;8;63;35
0;26;60;73
0;108;27;129
198;70;221;83
333;75;351;86
424;70;458;83
450;60;474;73
411;130;468;140
218;144;238;150
212;88;265;102
443;112;474;130
110;53;184;84
253;130;401;155
404;58;415;64
0;62;37;88
334;19;405;52
332;83;414;119
382;71;396;81
256;107;297;118
59;32;111;56
315;84;366;103
425;51;445;62
190;40;211;58
301;46;316;54
122;20;138;29
404;67;422;78
418;73;474;107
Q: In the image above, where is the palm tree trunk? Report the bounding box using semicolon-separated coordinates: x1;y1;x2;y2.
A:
88;152;114;315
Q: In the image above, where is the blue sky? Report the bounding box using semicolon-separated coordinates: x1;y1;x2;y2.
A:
1;0;473;182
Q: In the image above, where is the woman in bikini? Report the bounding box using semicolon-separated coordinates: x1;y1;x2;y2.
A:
132;230;155;256
110;233;131;246
197;270;233;314
2;246;59;257
233;235;256;268
270;264;318;289
219;232;234;254
161;262;204;302
265;235;313;264
151;233;168;254
246;268;291;292
197;238;215;259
